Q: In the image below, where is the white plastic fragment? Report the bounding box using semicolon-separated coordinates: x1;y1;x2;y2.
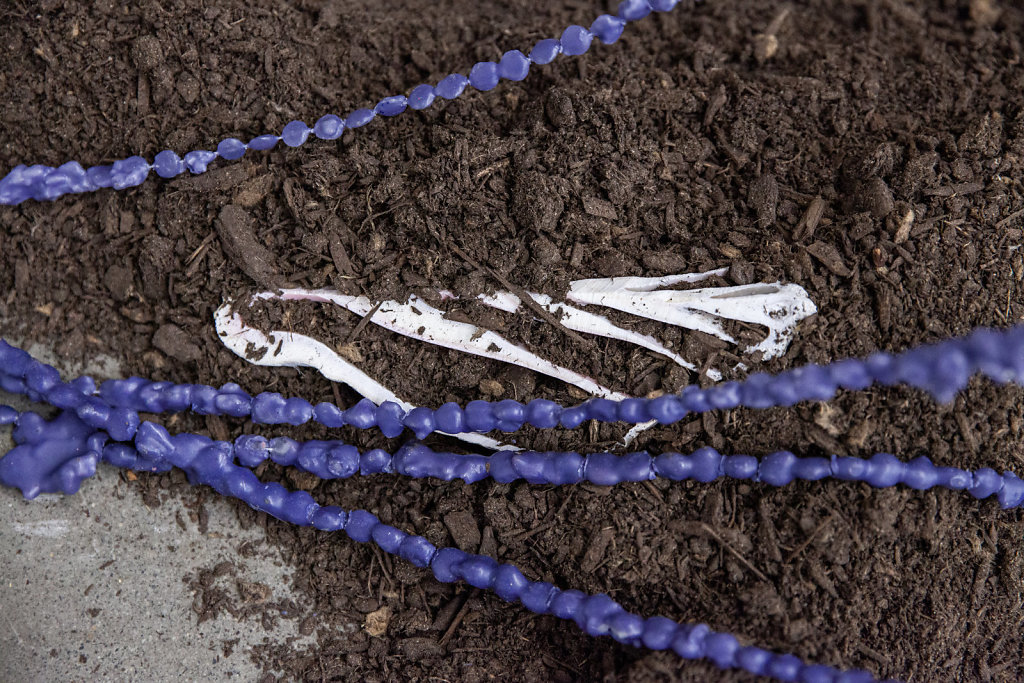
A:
214;301;510;451
567;270;816;360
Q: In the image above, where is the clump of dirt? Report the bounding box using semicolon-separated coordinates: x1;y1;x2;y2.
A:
2;0;1024;681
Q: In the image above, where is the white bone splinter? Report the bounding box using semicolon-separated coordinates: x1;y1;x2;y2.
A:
215;269;816;449
214;303;511;451
567;270;816;360
477;291;698;373
271;288;627;401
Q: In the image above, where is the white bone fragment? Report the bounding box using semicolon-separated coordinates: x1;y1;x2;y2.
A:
272;288;628;401
214;302;510;451
476;291;697;372
566;273;816;361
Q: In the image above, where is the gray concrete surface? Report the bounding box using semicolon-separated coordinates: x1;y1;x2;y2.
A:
0;344;315;682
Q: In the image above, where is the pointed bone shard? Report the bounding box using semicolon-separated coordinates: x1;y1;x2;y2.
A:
566;270;816;360
477;291;697;373
214;302;511;450
272;288;627;401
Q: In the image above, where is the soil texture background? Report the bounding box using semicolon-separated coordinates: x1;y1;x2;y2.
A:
2;0;1024;681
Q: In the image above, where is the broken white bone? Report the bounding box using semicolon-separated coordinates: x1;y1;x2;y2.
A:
477;291;697;373
272;288;628;401
567;274;816;361
213;303;510;451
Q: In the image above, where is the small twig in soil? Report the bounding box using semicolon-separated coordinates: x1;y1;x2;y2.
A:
438;589;477;647
700;523;769;583
345;298;384;343
784;514;835;566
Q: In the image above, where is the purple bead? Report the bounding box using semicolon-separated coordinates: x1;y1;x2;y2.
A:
248;134;280;151
408;84;437;111
722;454;758;480
374;95;408;117
344;399;378;429
549;589;585;620
560;26;593;56
521;582;558;614
969;468;1003;499
802;664;840;683
469;62;499;91
618;0;652;21
705;632;740;669
345;509;378;543
268;437;300;466
235;435;269;468
590;14;626;44
493;399;525;431
326;446;359;478
313;402;346;428
312;505;347;532
497;50;530;81
648;394;687;424
586;398;619;422
431;547;468;583
653;452;692;481
642;616;678;650
216;138;247;160
345;108;376;129
672;623;710;660
403;406;437;439
493;564;528;602
397;535;436;567
865;452;904;488
489;451;517;483
282;120;311;147
526;399;561;428
559;405;588;429
649;0;678;9
760;451;797;486
998;471;1024;509
768;654;804;682
214;391;252;418
459;555;498;589
464;400;496;432
435;73;470;100
736;646;772;677
0;406;18;426
586;452;623;486
153;150;185;178
690;447;723;483
111;156;151;189
609;612;644;645
793;457;831;481
376;401;406;438
313;114;345;140
529;39;562;65
371;524;406;553
183;150;217;174
360;448;393;475
617;398;650;423
434;402;465;433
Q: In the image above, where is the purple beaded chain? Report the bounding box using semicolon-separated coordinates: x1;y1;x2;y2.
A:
0;0;696;205
3;324;1024;682
0;404;887;683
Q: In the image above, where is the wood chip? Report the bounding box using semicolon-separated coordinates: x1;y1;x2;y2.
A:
805;241;852;277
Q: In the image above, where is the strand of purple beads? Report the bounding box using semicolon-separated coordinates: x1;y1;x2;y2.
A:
0;0;697;205
3;323;1021;444
0;404;888;683
3;324;1024;682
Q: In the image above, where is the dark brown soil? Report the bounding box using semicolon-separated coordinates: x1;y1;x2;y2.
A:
3;0;1024;680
